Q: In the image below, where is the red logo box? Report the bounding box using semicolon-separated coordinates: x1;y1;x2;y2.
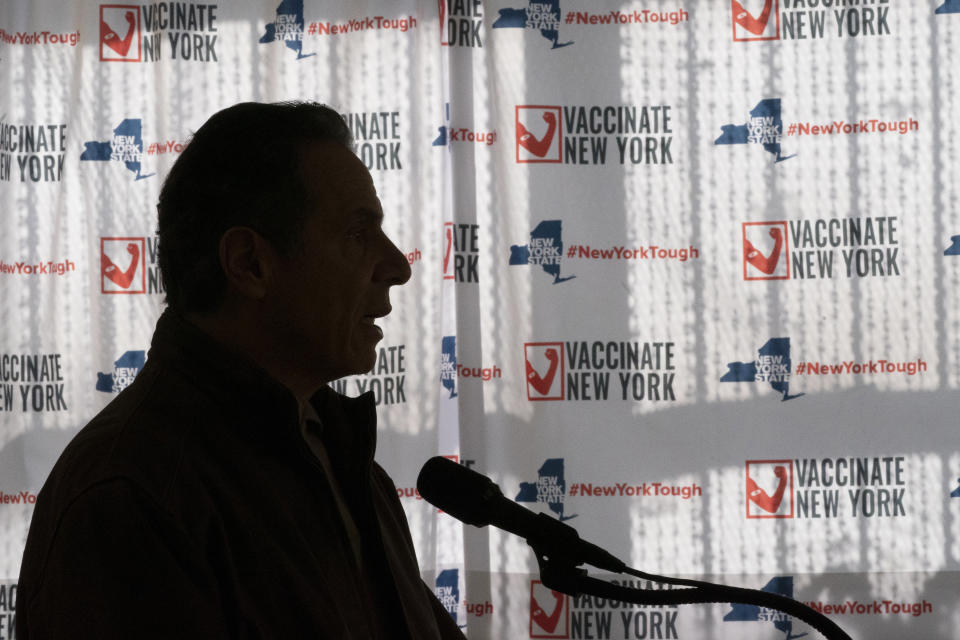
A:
438;0;449;46
100;5;142;62
524;342;564;401
731;0;781;42
746;459;794;519
530;580;569;638
516;106;562;164
742;221;790;281
101;237;145;294
443;222;455;279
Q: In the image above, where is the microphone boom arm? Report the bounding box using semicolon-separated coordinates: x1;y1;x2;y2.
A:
542;568;852;640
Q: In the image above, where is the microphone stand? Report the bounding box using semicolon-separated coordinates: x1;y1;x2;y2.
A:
530;543;853;640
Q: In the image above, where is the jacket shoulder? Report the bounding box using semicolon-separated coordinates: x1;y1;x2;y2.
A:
36;359;213;520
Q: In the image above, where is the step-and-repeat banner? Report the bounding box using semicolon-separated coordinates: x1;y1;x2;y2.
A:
2;1;960;638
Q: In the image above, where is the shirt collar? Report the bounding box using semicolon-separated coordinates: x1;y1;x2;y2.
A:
299;399;323;432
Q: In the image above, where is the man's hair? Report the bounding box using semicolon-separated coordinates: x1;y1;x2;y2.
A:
157;101;353;313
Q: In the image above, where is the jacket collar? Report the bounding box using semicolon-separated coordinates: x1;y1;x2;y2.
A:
146;308;379;463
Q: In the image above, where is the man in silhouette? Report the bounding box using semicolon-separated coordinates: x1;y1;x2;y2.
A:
18;102;465;639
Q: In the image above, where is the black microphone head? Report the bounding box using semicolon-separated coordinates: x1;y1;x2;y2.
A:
416;456;504;527
417;457;627;573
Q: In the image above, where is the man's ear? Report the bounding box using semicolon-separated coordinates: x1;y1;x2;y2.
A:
218;227;276;300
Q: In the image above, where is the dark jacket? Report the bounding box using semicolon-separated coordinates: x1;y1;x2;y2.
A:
18;310;465;639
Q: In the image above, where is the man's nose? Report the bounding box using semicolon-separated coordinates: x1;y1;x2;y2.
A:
376;233;412;286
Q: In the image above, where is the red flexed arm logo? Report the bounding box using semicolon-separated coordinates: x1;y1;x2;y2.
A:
517;111;558;158
526;347;559;396
101;9;137;56
747;464;788;513
732;0;775;36
744;226;783;275
531;588;565;633
101;242;141;289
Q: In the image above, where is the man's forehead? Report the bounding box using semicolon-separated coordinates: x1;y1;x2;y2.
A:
301;141;383;222
300;139;367;171
300;141;379;202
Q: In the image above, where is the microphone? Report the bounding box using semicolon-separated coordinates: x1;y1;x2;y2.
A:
416;456;626;573
417;458;854;640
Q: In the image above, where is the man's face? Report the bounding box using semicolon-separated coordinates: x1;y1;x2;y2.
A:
263;141;411;385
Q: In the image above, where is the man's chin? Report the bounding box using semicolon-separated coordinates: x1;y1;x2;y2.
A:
320;344;380;384
346;350;378;378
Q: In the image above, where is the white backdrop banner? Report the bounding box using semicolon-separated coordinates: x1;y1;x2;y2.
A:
2;0;960;638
